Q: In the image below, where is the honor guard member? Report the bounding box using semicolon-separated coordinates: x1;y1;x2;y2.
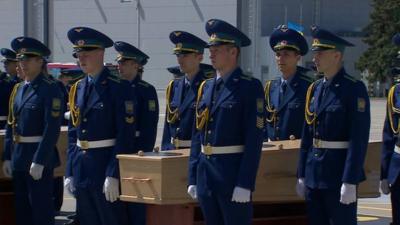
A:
167;64;215;79
296;26;371;225
264;25;312;141
64;27;134;225
114;41;158;225
0;49;17;128
167;66;185;79
1;48;21;84
381;33;400;225
1;37;64;225
114;41;159;153
200;63;216;78
187;19;265;225
161;31;208;150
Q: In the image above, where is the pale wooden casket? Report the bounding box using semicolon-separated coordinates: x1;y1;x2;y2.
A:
0;126;68;179
117;140;381;205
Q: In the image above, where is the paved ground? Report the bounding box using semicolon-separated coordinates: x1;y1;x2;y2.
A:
56;97;394;225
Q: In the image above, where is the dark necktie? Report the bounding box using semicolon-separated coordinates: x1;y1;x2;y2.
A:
318;81;327;107
21;83;30;99
213;78;224;102
279;81;287;106
84;80;93;106
183;82;190;99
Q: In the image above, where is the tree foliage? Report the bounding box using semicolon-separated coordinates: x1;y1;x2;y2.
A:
356;0;400;82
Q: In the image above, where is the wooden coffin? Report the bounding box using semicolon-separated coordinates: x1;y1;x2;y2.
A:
117;140;381;205
0;126;68;179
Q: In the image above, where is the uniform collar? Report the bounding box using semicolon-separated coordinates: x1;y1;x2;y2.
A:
130;75;140;85
324;67;346;86
216;67;237;83
88;67;106;84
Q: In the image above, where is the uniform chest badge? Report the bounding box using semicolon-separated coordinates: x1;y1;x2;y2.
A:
357;98;366;112
257;98;264;113
125;101;134;114
148;100;156;112
52;98;61;111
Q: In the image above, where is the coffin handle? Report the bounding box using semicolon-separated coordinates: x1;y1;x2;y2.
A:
122;177;152;183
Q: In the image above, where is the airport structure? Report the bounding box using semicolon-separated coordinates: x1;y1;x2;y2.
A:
0;0;372;88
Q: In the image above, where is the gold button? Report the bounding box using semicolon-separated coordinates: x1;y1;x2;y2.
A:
314;154;318;157
15;124;18;127
276;127;279;130
207;130;211;134
210;118;214;122
82;130;87;133
82;150;87;154
83;118;87;122
315;132;319;136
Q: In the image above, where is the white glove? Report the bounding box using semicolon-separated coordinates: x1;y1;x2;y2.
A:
231;186;251;203
64;177;76;196
64;111;71;120
2;160;12;178
296;178;306;199
29;163;44;180
187;185;197;199
380;179;390;195
103;177;120;202
340;183;357;205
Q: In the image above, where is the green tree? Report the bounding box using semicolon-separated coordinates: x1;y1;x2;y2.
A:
356;0;400;82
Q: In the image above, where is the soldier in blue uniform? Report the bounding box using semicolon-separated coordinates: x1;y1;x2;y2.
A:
64;27;134;225
381;32;400;225
113;41;159;225
1;48;21;84
187;19;265;225
167;64;215;79
161;31;208;150
1;37;64;225
0;48;20;129
200;63;216;79
264;24;312;141
114;41;159;153
167;66;184;78
297;26;371;225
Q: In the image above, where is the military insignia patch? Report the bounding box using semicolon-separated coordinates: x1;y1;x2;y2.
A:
357;98;366;112
257;98;264;113
125;116;134;124
51;111;60;117
176;43;183;49
75;28;83;32
208;20;214;26
52;98;61;110
174;31;182;37
256;116;264;129
149;100;156;112
125;101;134;114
